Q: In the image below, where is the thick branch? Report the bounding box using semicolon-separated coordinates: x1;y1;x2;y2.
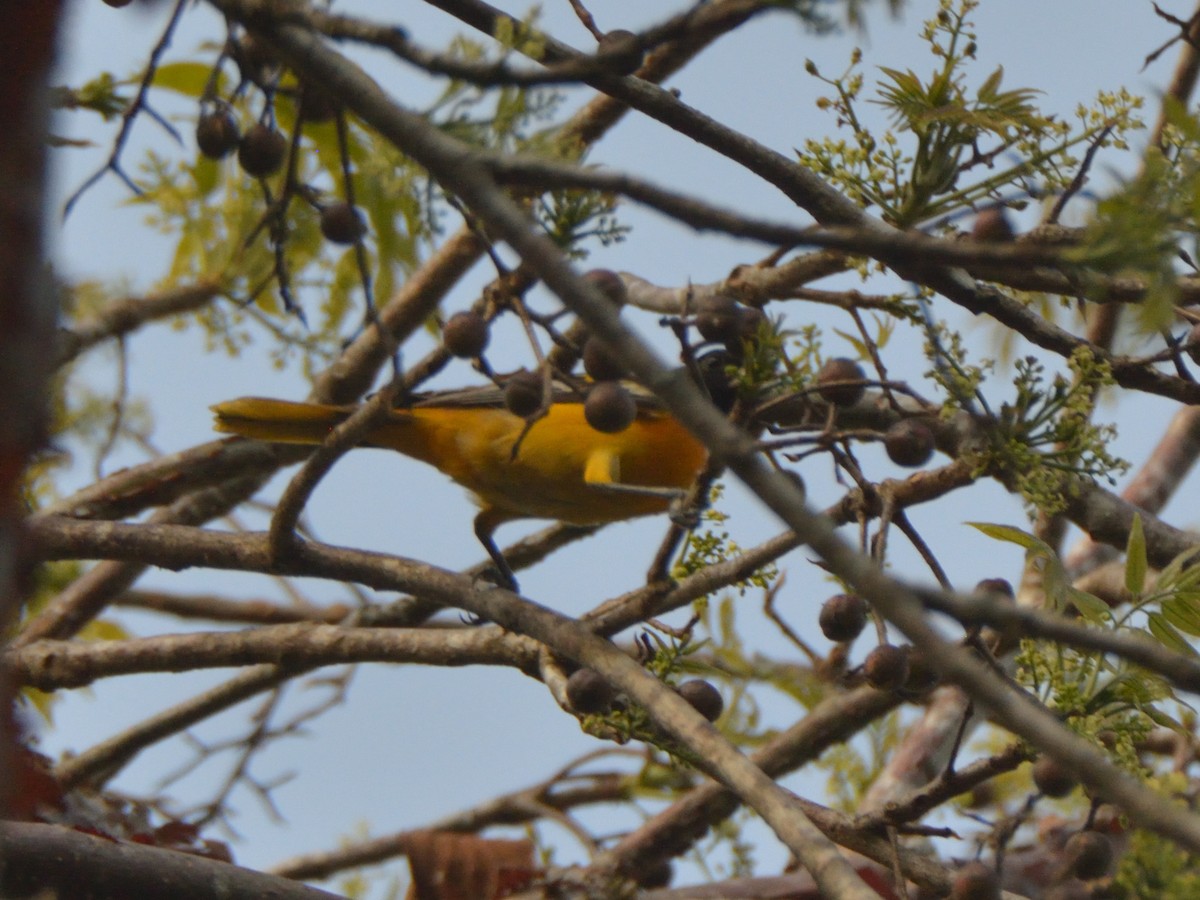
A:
8;622;515;690
0;821;343;900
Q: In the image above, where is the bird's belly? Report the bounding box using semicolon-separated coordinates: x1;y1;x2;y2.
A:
460;413;702;524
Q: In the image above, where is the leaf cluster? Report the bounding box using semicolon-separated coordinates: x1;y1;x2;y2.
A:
975;520;1197;774
799;0;1141;226
955;348;1128;514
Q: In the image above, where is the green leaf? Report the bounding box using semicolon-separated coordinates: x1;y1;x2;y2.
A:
977;65;1004;101
1125;513;1147;596
831;328;869;359
1147;612;1198;656
71;73;127;120
1144;704;1190;734
168;227;204;282
1162;95;1200;145
1161;597;1200;637
192;156;220;197
1041;554;1071;613
152;61;215;98
967;522;1053;554
1068;588;1111;625
1156;544;1200;590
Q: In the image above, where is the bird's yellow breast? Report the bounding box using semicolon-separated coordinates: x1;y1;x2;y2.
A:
399;404;706;524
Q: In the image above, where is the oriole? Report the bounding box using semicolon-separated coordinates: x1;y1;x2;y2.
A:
212;387;708;587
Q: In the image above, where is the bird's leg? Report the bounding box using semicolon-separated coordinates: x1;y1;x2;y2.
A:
474;510;519;593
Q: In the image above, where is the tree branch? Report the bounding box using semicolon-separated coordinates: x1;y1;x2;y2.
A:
0;821;343;900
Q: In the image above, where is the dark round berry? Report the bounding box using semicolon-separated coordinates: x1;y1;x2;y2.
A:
582;336;626;381
694;349;737;413
442;311;489;358
299;84;339;122
196;109;240;159
884;419;936;467
584;381;636;434
319;202;366;245
1032;756;1077;798
899;649;941;699
975;577;1014;599
816;358;866;407
596;29;643;75
818;594;868;643
503;370;543;418
948;861;1000;900
566;669;616;714
735;305;768;343
1066;830;1112;880
724;306;770;361
102;0;135;7
971;207;1015;243
582;268;627;306
694;295;742;343
677;679;724;722
863;644;910;691
237;123;287;177
634;859;672;889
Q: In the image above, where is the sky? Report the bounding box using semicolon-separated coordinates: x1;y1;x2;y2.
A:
39;0;1198;893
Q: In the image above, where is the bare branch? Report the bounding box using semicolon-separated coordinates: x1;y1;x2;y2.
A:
56;281;221;367
0;821;343;900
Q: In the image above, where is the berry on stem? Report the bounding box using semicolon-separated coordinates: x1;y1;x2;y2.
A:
566;669;615;714
676;679;724;722
319;202;366;245
584;381;636;433
196;109;239;159
503;371;542;418
975;577;1014;599
582;268;627;306
442;312;489;358
582;336;626;381
863;644;909;691
1065;830;1112;880
694;296;742;344
818;594;868;643
816;358;866;407
1032;756;1077;798
237;124;287;178
971;207;1015;243
884;419;936;467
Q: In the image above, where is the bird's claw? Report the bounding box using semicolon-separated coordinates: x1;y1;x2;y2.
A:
668;492;701;530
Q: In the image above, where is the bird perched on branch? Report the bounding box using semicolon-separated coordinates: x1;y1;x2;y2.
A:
212;384;708;590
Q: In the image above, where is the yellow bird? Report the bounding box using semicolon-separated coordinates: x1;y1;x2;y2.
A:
212;387;708;588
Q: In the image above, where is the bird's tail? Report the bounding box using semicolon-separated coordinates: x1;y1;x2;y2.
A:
212;397;416;449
